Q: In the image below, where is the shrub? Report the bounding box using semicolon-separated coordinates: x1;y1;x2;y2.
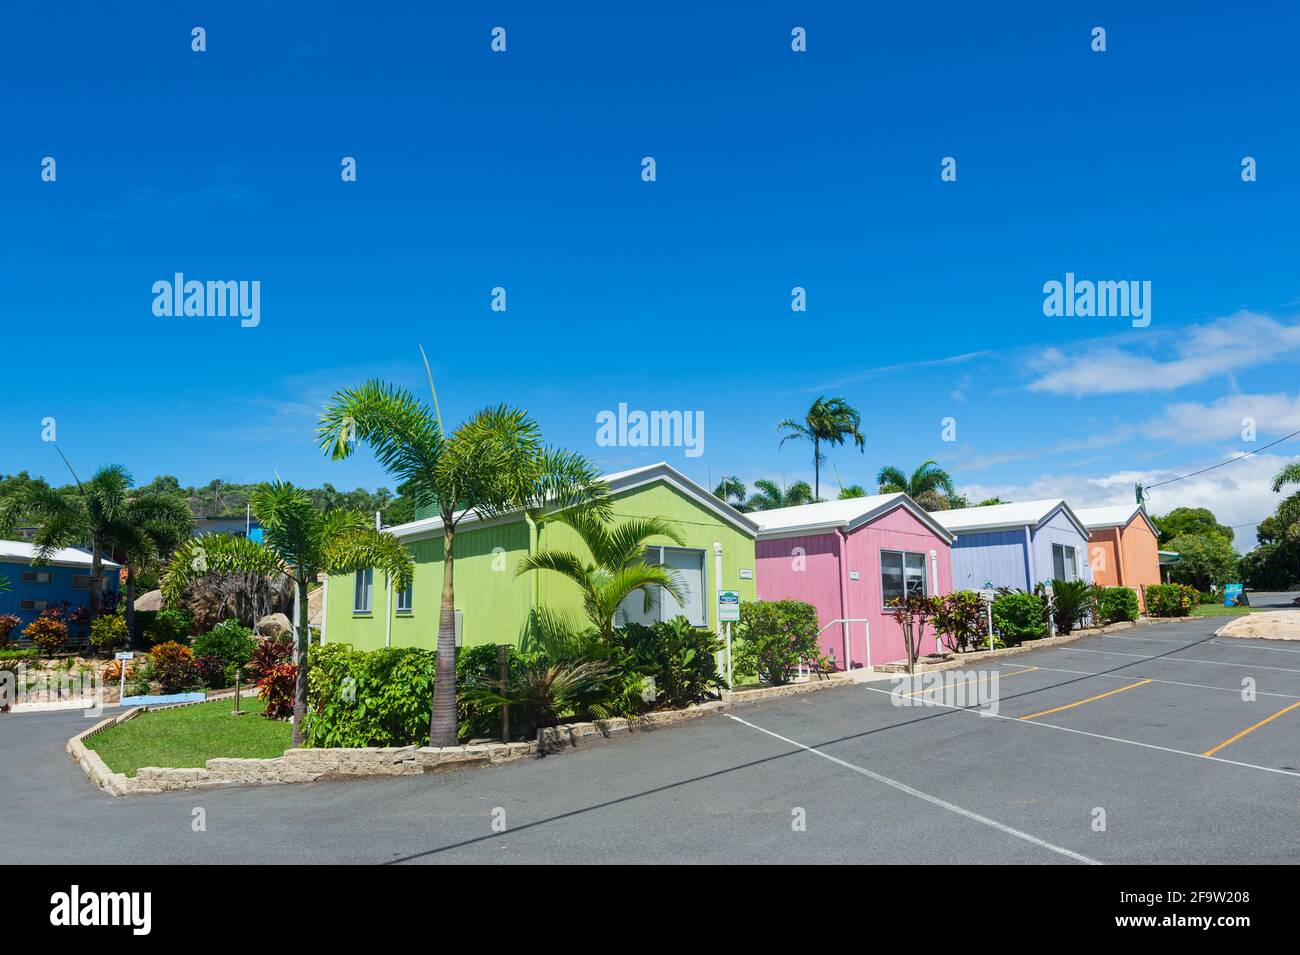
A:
24;615;68;657
149;641;197;693
257;662;296;720
89;614;128;654
933;590;989;652
0;613;22;646
1145;583;1196;617
1093;586;1139;624
194;654;228;689
609;616;724;708
304;643;436;745
191;619;258;683
991;593;1046;644
733;600;822;685
248;638;293;682
456;643;529;740
144;609;192;647
463;657;612;735
1048;579;1092;636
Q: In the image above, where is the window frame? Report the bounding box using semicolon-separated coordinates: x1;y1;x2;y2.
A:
395;581;413;614
879;548;930;610
353;568;374;614
1052;543;1079;582
21;571;52;585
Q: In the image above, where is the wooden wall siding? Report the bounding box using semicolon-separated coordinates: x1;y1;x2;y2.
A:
950;529;1031;591
1088;529;1122;589
1029;508;1094;585
755;532;845;661
1109;516;1161;610
844;508;952;666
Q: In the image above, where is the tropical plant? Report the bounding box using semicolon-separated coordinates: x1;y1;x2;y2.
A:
456;642;531;740
876;460;959;511
305;643;438;747
161;480;414;746
609;616;724;708
463;658;612;736
248;637;293;682
932;590;989;652
191;620;258;677
317;378;610;748
887;592;940;673
991;592;1046;644
144;608;192;647
194;654;228;689
1274;462;1300;493
712;476;750;511
776;396;867;500
745;479;815;512
89;613;128;654
838;484;868;500
106;491;193;647
1144;583;1197;617
258;662;297;719
733;600;823;684
0;613;21;647
516;510;687;644
1151;506;1234;546
149;640;197;693
1092;586;1139;624
24;614;68;657
1047;579;1092;635
1164;532;1239;591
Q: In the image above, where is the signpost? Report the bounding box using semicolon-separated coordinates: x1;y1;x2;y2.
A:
114;651;133;702
978;586;996;650
718;590;740;687
1224;583;1244;608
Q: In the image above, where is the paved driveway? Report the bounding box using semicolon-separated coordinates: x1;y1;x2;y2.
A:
4;616;1298;864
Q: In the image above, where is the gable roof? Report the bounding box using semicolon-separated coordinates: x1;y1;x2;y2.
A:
752;493;954;542
0;540;121;569
1073;503;1160;536
386;461;759;541
934;499;1090;538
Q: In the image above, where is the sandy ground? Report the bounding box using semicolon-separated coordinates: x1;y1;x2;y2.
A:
1217;610;1300;640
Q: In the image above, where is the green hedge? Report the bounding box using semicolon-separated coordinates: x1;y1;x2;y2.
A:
1144;583;1197;617
733;600;824;684
1093;586;1139;624
992;592;1046;643
304;643;436;747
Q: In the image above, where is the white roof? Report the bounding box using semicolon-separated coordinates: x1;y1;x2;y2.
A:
935;499;1089;538
0;540;121;569
385;461;759;541
752;493;954;542
1073;503;1159;535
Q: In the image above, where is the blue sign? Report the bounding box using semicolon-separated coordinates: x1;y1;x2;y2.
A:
1223;583;1243;607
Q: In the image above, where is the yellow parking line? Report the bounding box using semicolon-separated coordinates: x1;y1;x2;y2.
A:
901;666;1038;698
1018;679;1152;721
1203;700;1300;757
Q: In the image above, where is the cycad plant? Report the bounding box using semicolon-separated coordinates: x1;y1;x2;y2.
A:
318;379;609;746
1045;579;1093;635
516;510;688;644
162;481;413;747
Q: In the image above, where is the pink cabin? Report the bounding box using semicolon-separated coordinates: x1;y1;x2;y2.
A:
753;494;955;669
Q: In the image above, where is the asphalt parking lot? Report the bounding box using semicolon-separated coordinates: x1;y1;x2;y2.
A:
3;610;1298;865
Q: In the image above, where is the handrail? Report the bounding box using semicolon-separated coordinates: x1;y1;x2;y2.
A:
814;618;872;674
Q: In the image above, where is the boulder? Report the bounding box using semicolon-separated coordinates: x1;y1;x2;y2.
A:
179;573;294;633
256;613;293;639
134;590;164;612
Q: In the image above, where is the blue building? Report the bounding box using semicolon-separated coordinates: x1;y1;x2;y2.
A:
0;540;121;637
935;500;1094;592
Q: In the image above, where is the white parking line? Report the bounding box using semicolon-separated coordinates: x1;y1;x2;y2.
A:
725;713;1101;865
999;663;1300;701
858;686;1300;780
1052;646;1300;674
1104;633;1300;655
1212;640;1300;654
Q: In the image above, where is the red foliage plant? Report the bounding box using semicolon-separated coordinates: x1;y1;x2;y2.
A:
257;662;296;720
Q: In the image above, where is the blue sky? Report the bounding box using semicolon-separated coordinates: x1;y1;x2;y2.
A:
3;2;1298;548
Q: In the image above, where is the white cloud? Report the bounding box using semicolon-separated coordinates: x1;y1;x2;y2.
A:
959;452;1300;551
1142;392;1300;444
1027;311;1300;397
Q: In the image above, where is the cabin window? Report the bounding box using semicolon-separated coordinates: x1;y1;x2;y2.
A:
615;547;706;628
1052;544;1079;582
20;600;49;611
71;575;91;590
22;571;52;585
880;550;928;608
353;568;373;613
396;582;413;614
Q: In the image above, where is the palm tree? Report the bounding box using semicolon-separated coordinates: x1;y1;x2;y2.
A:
776;396;867;499
838;484;868;500
317;380;609;747
746;479;815;511
516;510;687;643
1;465;139;625
1273;463;1300;493
162;481;414;748
108;493;194;646
876;460;959;511
713;476;749;512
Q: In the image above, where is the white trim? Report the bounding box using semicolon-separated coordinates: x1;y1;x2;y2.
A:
754;494;954;543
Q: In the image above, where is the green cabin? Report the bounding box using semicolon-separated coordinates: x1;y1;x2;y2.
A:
321;463;759;651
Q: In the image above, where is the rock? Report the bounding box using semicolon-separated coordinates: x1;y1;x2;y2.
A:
134;590;164;612
173;573;295;633
256;613;293;639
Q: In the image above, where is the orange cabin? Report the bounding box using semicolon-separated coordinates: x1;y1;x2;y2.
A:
1074;504;1162;612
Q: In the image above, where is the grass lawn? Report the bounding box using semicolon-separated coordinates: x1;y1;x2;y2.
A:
1190;604;1257;617
86;697;291;777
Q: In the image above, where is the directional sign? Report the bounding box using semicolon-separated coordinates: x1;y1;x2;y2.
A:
115;651;134;660
718;590;741;622
978;589;996;603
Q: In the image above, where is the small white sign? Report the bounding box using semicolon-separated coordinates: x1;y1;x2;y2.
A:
978;589;996;602
738;568;753;580
718;590;741;622
115;651;135;660
848;571;860;581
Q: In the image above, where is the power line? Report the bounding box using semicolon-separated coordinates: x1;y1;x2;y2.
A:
1144;428;1300;491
